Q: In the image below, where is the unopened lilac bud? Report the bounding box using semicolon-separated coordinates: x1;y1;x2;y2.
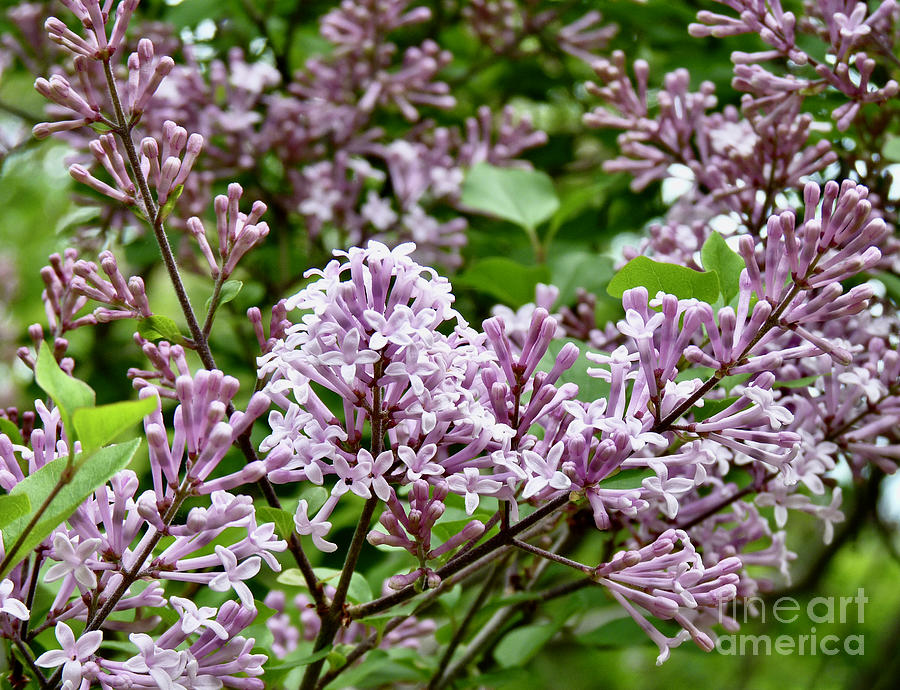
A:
28;324;43;347
388;569;424;590
407;508;422;533
221;375;240;401
136;491;165;529
247;200;267;227
173;133;203;188
157;157;181;204
53;338;68;361
128;277;151;316
426;569;442;589
229;393;270;438
214;195;229;254
69;164;133;204
207;401;227;428
194;422;234;476
247;308;265;349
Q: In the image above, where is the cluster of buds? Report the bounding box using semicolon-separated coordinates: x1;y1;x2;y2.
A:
187;183;269;279
584;52;837;228
689;0;899;129
0;370;281;688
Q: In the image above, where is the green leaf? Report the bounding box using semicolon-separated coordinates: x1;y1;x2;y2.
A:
54;205;101;235
326;649;347;672
265;646;332;674
493;623;559;667
255;505;296;541
577;616;659;648
0;418;22;445
34;344;95;442
536;339;610;403
701;232;746;304
157;184;184;223
547;251;615;306
1;439;141;576
137;315;185;344
548;178;611;235
0;495;30;531
606;256;720;303
773;375;822;389
883;135;900;162
598;467;656;490
358;601;419;632
877;272;900;303
278;567;373;605
456;257;551;308
460;162;559;231
299;485;329;514
73;397;157;452
328;648;428;688
206;279;243;311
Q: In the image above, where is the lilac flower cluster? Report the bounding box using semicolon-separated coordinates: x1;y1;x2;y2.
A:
584;52;837;231
463;0;617;64
3;0;554;267
691;1;899;130
252;176;887;670
0;372;280;688
583;2;899;266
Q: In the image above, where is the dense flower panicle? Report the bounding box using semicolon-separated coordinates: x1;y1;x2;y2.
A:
252;212;887;654
689;1;898;129
463;0;617;62
0;363;283;688
259;241;583;576
485;181;883;592
594;529;742;664
21;0;549;265
584;53;837;227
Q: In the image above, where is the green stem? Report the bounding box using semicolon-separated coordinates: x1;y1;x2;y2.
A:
299;496;380;690
202;272;227;338
99;55;325;609
349;493;570;621
427;555;509;689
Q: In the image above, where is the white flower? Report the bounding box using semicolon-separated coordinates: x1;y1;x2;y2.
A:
398;444;443;482
316;328;380;384
446;467;502;515
742;385;793;429
35;622;102;687
642;462;695;519
521;444;571;499
294;499;337;553
44;533;101;589
361;191;398;230
170;597;229;639
0;578;28;620
838;367;886;403
616;309;665;341
209;546;261;608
